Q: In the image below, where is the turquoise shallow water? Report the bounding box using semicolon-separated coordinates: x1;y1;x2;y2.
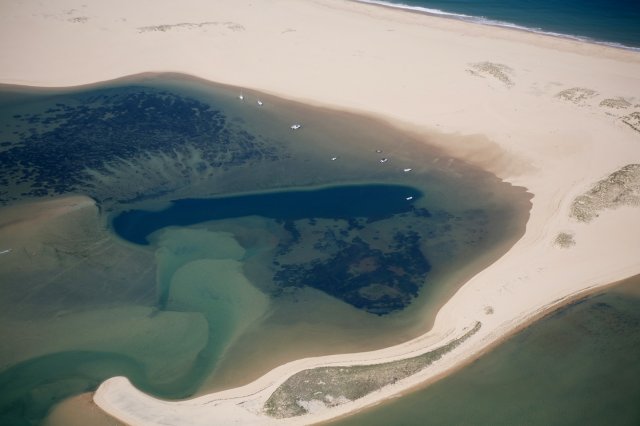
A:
0;75;530;425
331;275;640;426
360;0;640;49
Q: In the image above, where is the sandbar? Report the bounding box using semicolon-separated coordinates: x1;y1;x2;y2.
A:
1;0;639;424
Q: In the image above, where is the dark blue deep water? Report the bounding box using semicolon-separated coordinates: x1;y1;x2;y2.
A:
113;184;421;245
360;0;640;49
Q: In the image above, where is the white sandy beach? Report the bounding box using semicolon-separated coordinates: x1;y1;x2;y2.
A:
1;0;640;424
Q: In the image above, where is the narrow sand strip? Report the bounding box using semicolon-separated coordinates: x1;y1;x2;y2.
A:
1;0;640;424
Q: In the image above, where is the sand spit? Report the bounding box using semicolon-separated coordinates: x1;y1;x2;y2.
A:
1;0;640;424
264;322;482;418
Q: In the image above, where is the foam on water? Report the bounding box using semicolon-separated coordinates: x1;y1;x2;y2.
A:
356;0;640;51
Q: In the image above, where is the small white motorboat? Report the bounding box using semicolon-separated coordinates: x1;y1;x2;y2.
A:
406;196;413;201
257;100;263;106
379;158;388;163
290;124;302;130
403;168;412;172
331;157;338;161
238;92;244;101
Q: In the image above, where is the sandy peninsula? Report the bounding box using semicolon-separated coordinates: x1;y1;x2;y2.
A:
1;0;640;424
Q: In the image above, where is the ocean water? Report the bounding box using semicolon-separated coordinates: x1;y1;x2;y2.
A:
331;275;640;426
0;74;531;424
359;0;640;49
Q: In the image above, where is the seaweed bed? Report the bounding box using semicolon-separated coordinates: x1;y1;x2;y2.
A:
273;216;432;315
0;87;280;204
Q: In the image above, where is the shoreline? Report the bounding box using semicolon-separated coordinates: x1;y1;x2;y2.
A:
1;0;640;424
323;272;640;425
352;0;640;53
322;272;640;424
92;265;640;426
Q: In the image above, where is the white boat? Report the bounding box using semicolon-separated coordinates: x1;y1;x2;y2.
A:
379;158;388;163
405;196;413;201
331;157;338;161
257;100;263;106
0;249;11;255
290;124;302;130
238;92;244;101
403;168;412;172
